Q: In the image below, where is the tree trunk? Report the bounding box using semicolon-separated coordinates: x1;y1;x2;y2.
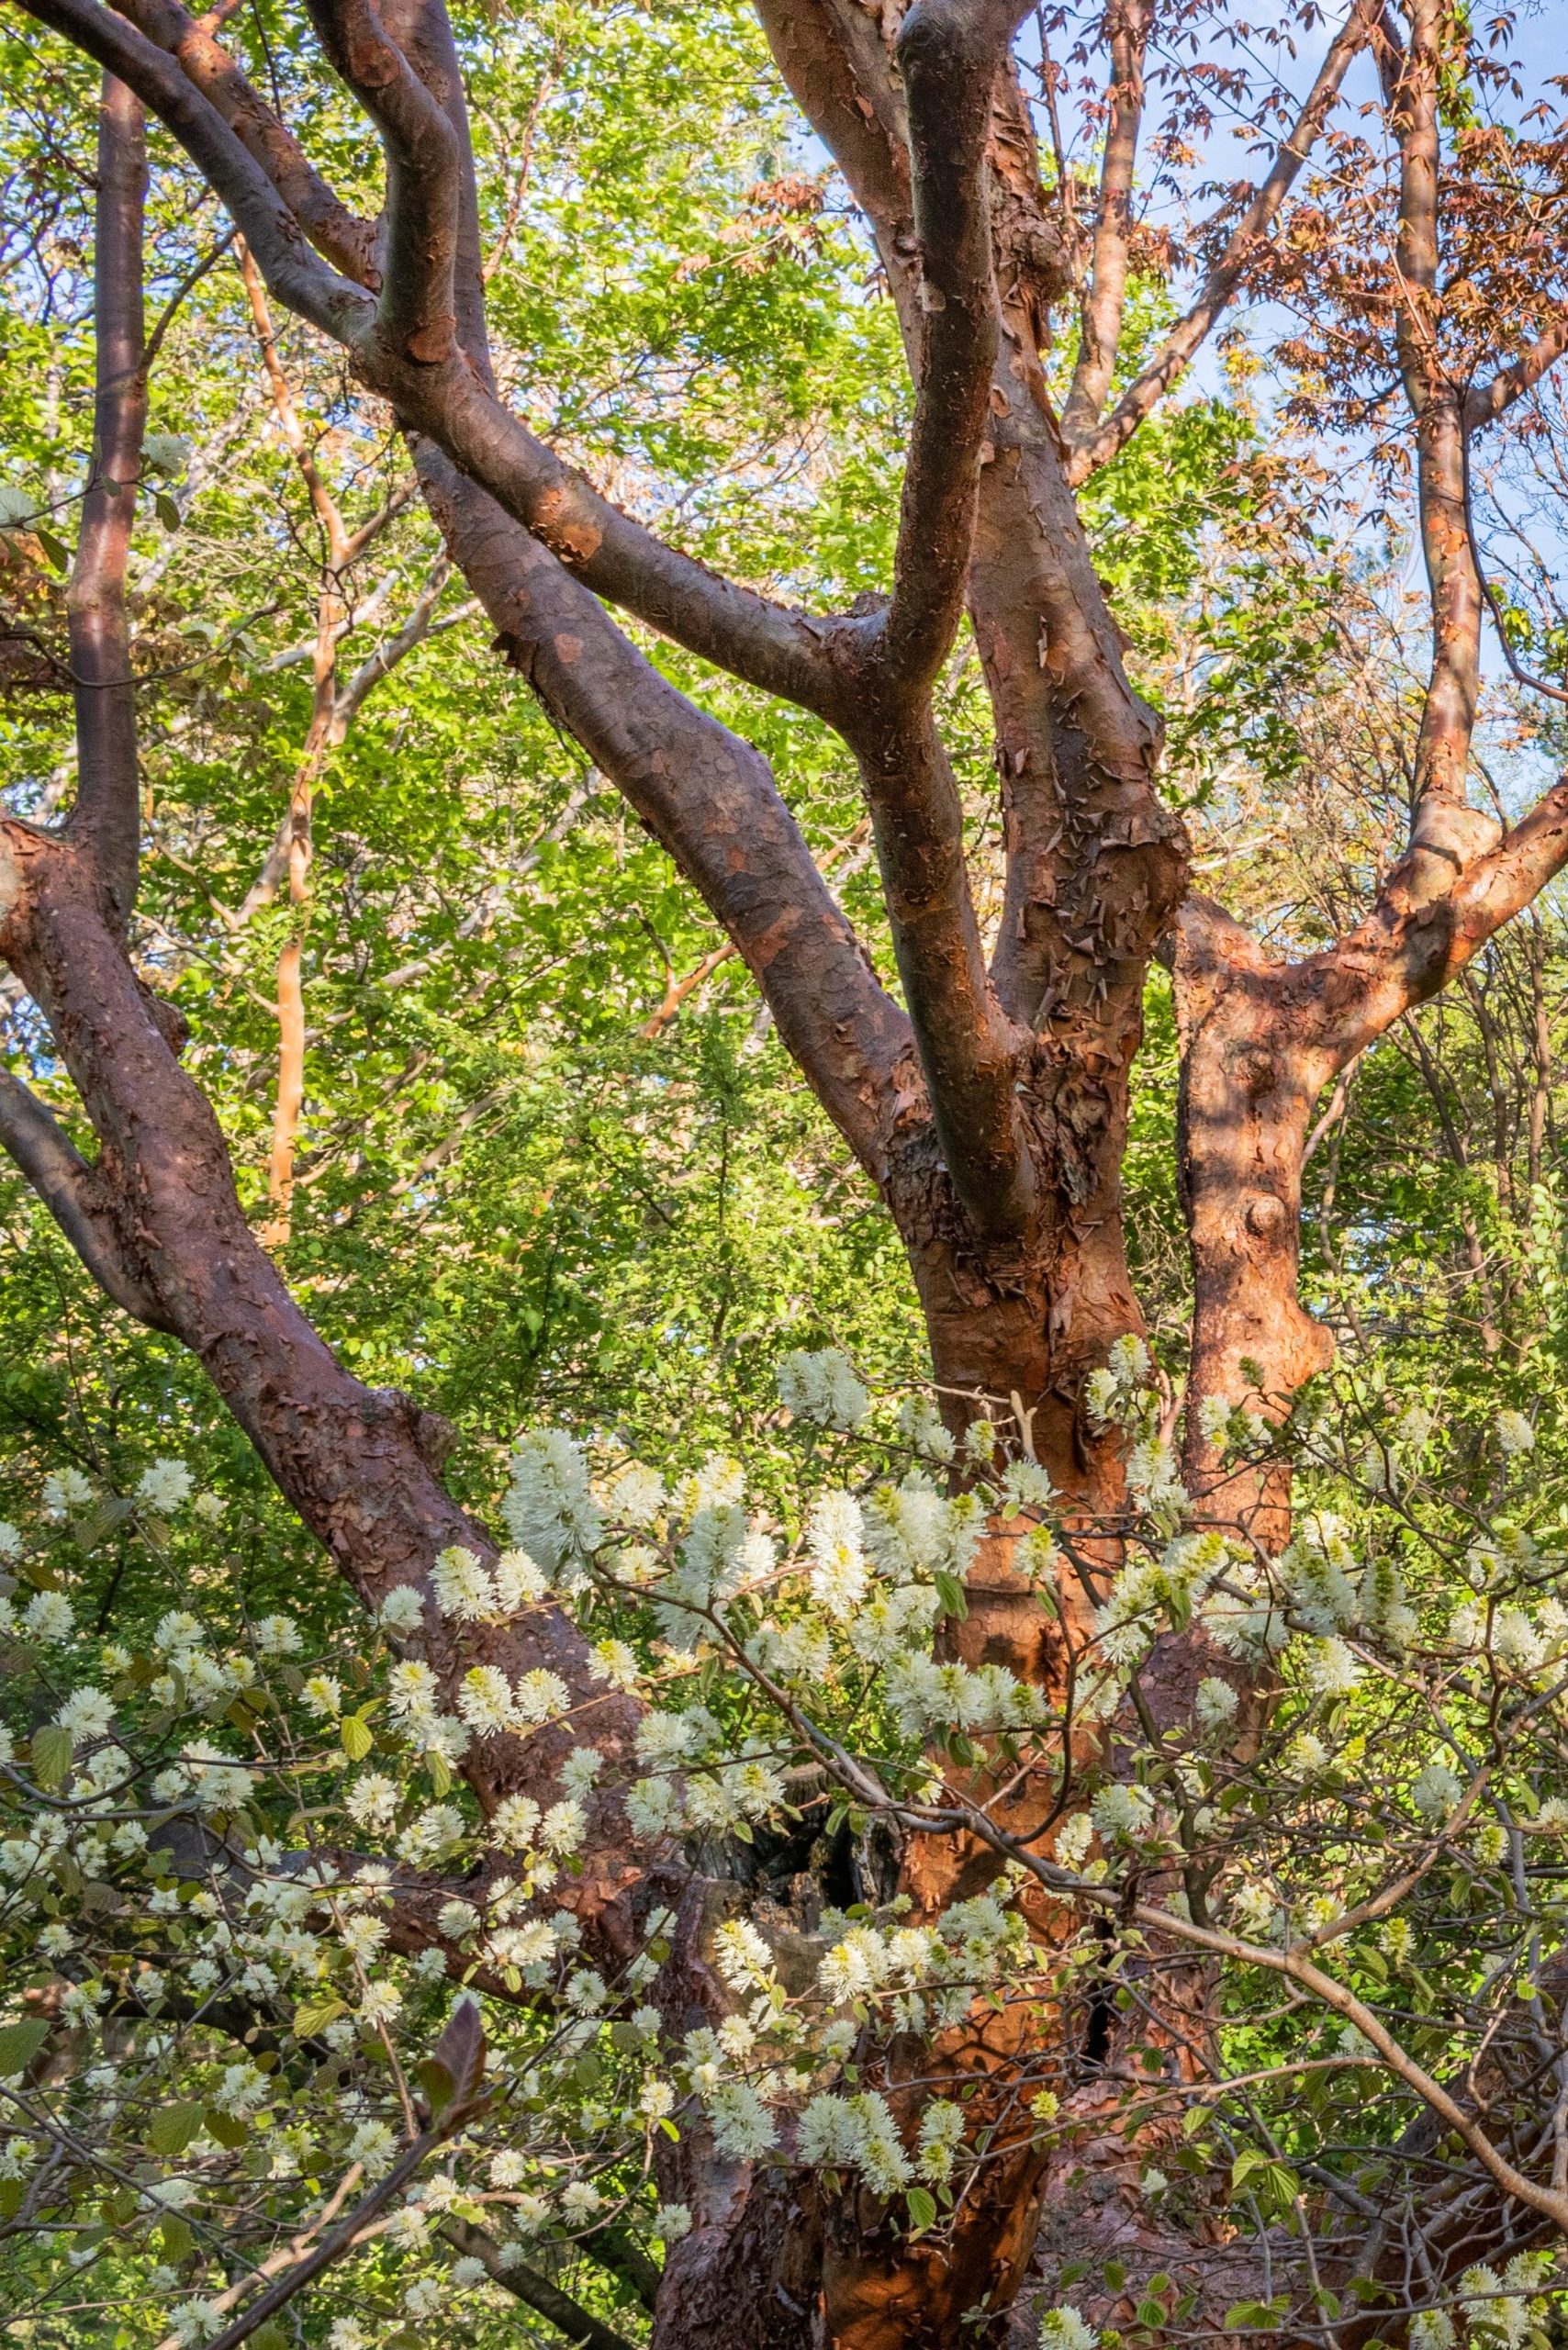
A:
1174;899;1338;1549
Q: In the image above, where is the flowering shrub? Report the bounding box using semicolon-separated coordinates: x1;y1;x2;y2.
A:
6;1353;1568;2343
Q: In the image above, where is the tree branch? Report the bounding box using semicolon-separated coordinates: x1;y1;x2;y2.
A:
441;2218;642;2350
0;1062;171;1326
2;817;653;1959
304;0;461;364
189;2004;485;2350
20;0;857;720
1066;0;1380;481
1465;308;1568;432
755;0;913;259
237;238;350;561
1387;0;1488;901
113;0;378;281
410;442;916;1185
33;0;918;1210
788;0;1043;1239
1126;1902;1568;2237
63;73;147;932
1322;770;1568;1065
17;0;376;345
334;559;460;724
1058;0;1149;445
874;0;1031;697
852;712;1036;1238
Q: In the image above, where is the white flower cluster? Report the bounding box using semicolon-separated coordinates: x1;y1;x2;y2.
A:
796;2087;912;2193
777;1348;870;1430
502;1430;603;1576
7;1353;1568;2350
431;1544;550;1623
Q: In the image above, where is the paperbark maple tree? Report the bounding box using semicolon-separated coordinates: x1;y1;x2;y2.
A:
4;0;1568;2342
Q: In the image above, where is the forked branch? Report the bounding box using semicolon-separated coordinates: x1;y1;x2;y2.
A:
114;0;378;280
1058;0;1149;445
304;0;461;364
1066;0;1381;482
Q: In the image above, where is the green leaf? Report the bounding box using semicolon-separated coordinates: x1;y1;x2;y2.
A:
30;1723;73;1787
1224;2305;1281;2332
414;2057;456;2116
0;2018;46;2077
251;2327;289;2350
159;2216;196;2263
426;1749;453;1797
154;490;182;532
294;1995;349;2040
149;2100;205;2158
33;524;72;574
205;2108;250;2148
0;2181;21;2221
934;1569;969;1621
905;2186;937;2232
341;1712;375;1762
71;1495;134;1554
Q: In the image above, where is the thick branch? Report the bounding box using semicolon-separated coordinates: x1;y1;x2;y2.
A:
411;444;916;1186
1;822;652;1961
876;0;1030;695
853;713;1035;1238
103;0;840;711
1324;770;1568;1063
304;0;461;364
755;0;1182;1238
28;0;920;1225
17;0;376;344
64;73;147;931
21;0;860;723
754;0;913;251
112;0;378;281
1067;0;1379;481
372;347;848;716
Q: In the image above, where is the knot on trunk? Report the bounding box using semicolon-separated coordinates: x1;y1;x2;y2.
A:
370;1384;459;1473
1244;1192;1289;1240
